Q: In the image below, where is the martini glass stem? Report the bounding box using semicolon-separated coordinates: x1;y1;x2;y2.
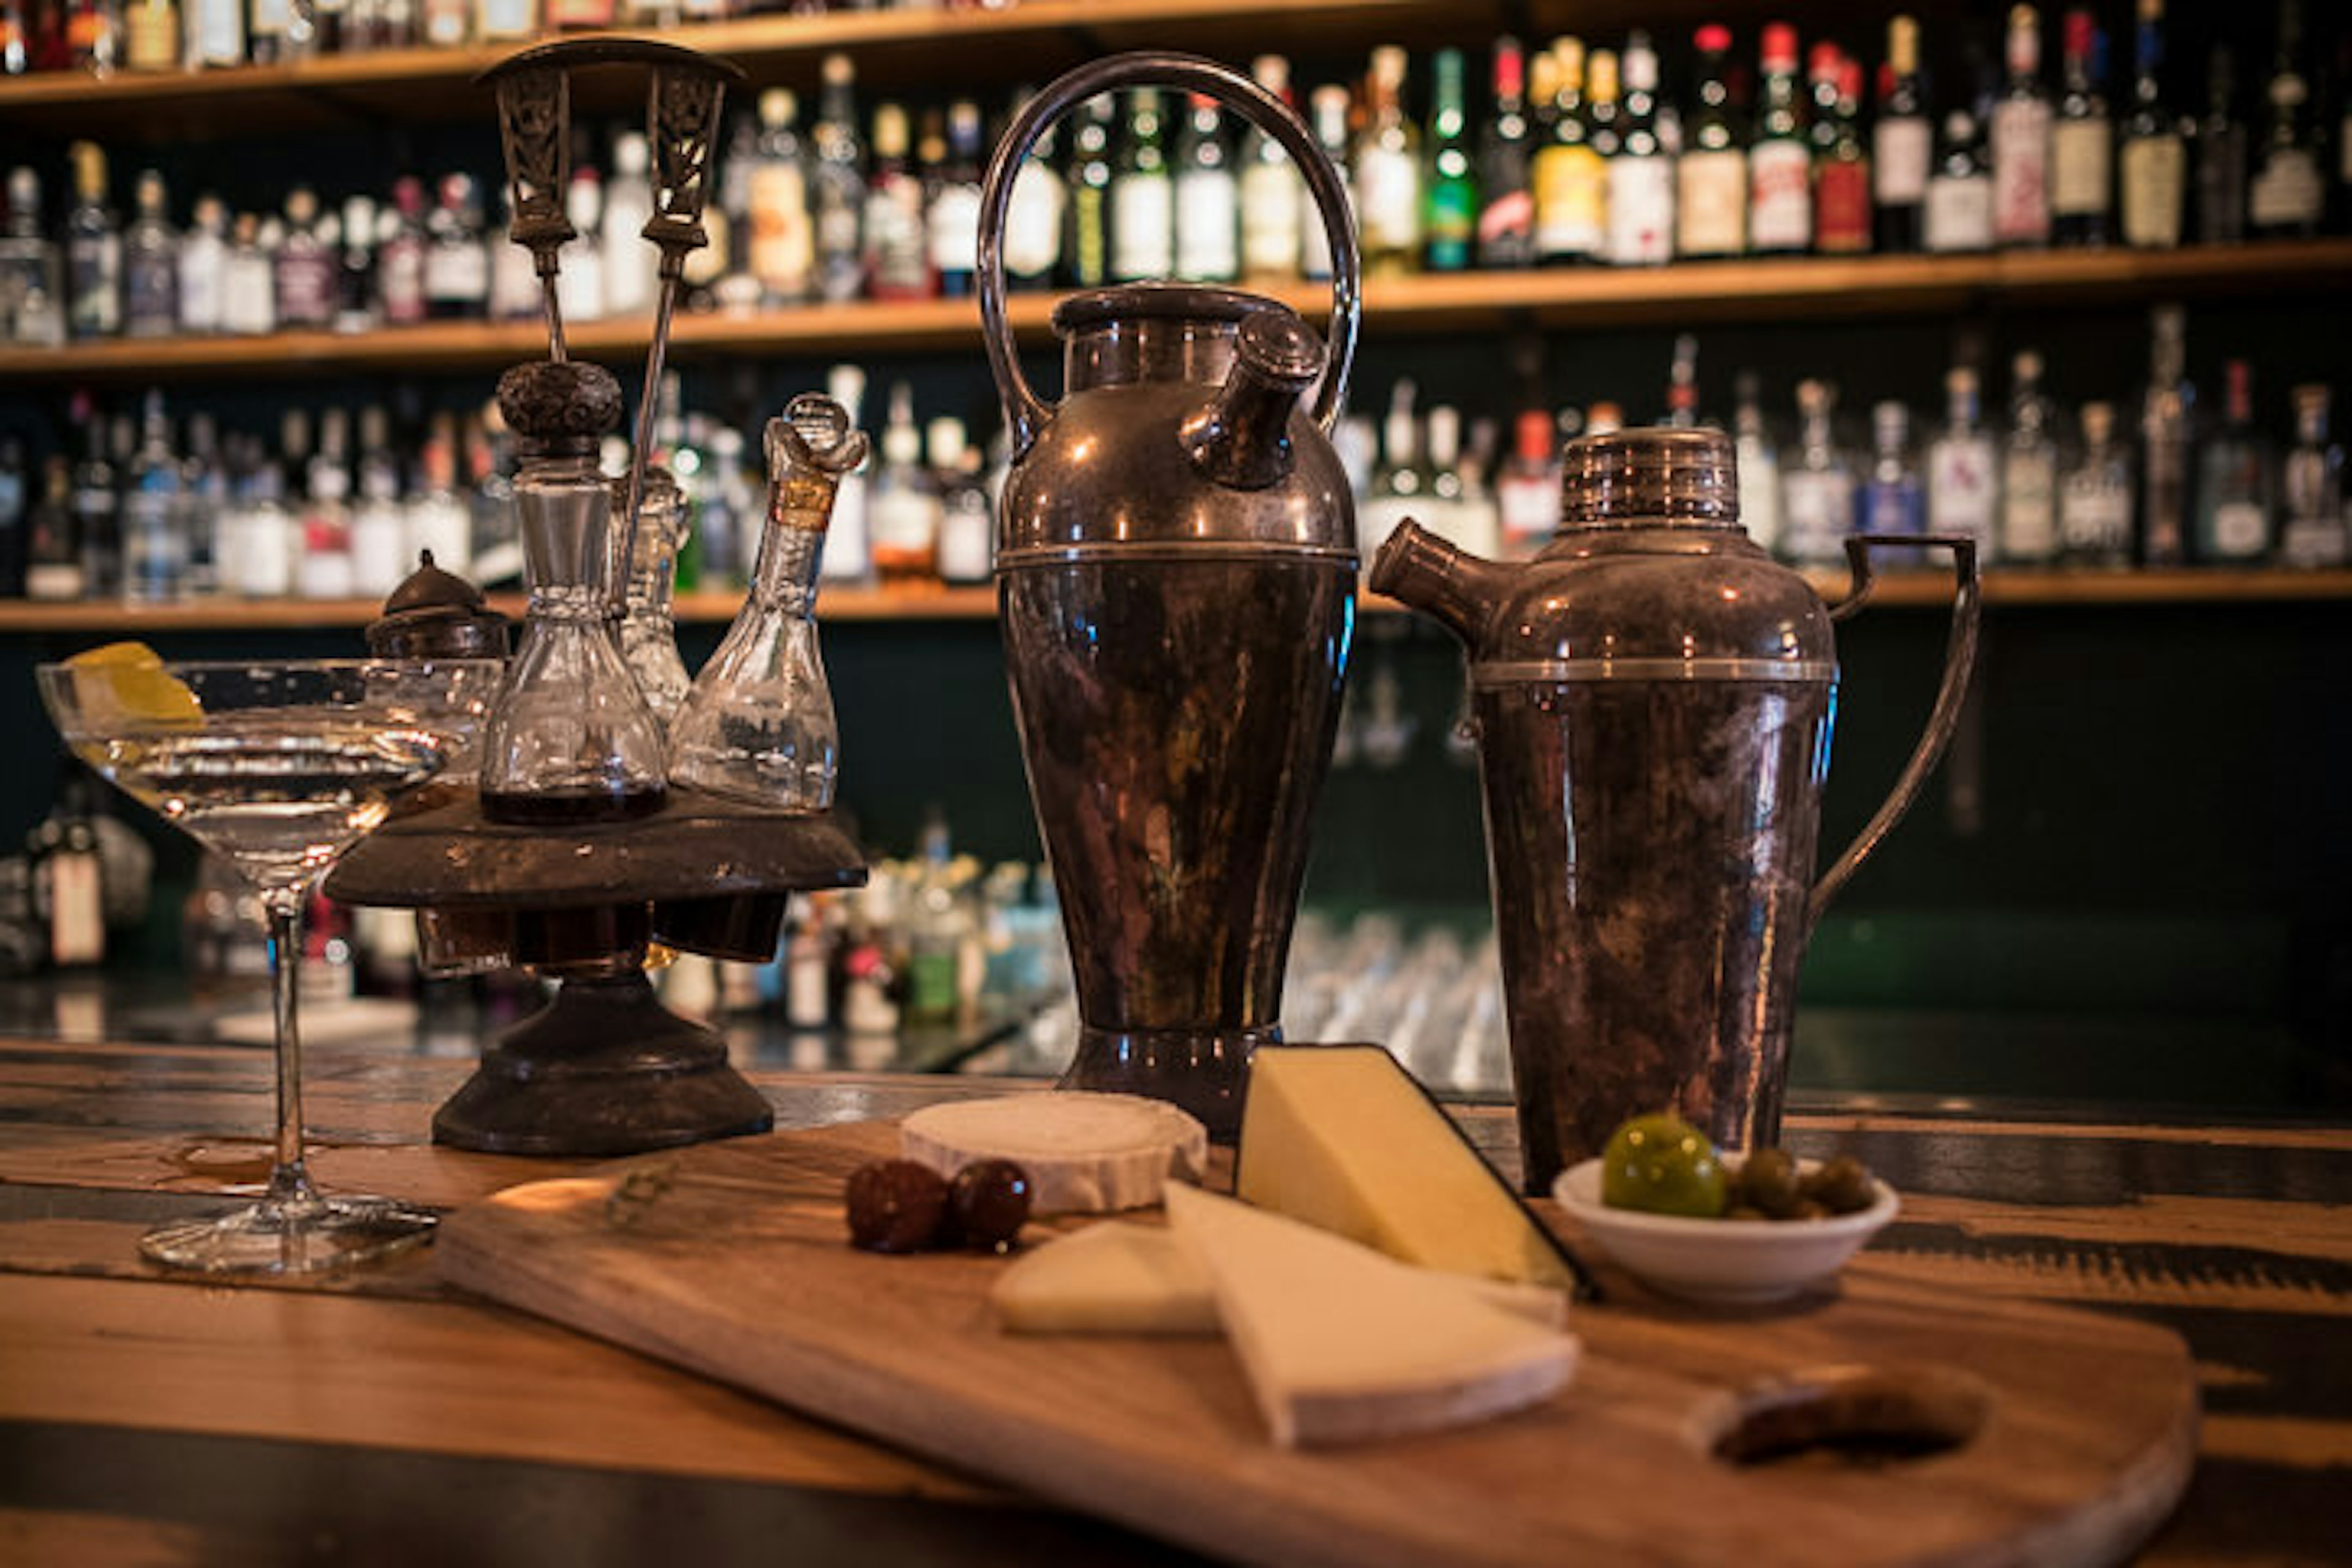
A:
260;884;321;1214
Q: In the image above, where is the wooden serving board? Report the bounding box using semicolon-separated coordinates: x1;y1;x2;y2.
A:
435;1121;2198;1568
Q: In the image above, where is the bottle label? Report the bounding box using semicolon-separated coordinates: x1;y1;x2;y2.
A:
927;181;982;281
1532;144;1604;257
1736;442;1781;554
47;850;104;967
2050;118;2113;216
421;241;487;307
2059;483;2131;555
125;254;178;334
127;1;178;69
1110;173;1173;281
1780;469;1855;563
69;235;122;337
1604;155;1674;264
750;162;816;295
1496;474;1555;554
2001;450;2058;560
1928;439;1999;551
937;500;993;584
1814;160;1872;252
249;0;287;39
1925;175;1993;252
1424;179;1477;270
1476;187;1534;265
1675;148;1747;255
1873;117;1931;204
2248;148;2323;228
1991;100;2052;242
1747;140;1812;250
1005;165;1068;281
2278;515;2348;567
2211;499;2268;558
870;181;930;293
478;0;531;37
177;239;224;331
1240;163;1301;277
1174;170;1239;279
276;253;335;326
1356;147;1421;254
2120;137;2186;246
1069;184;1110;286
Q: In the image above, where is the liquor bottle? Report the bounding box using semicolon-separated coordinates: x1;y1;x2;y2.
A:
221;211;273;336
273;185;334;330
1;165;64;347
1477;37;1535;268
1173;92;1239;283
1289;84;1352;282
929;100;985;297
227;418;296;597
1107;88;1175;282
1607;32;1672;265
2196;360;2274;564
64;141;119;340
122;0;172;70
2000;350;2060;564
2049;7;2113;246
1585;48;1624;238
819;363;870;587
123;388;183;601
184;0;243;68
426;172;489;322
248;0;288;62
375;176;427;326
2119;0;2186;249
1359;379;1425;557
869;382;940;587
178;410;222;596
1355;46;1422;276
2138;305;2191;566
1874;17;1932;252
175;192;224;334
1748;24;1812;254
2196;48;2249;244
475;0;530;44
69;401;118;594
24;458;81;601
333;193;377;335
420;0;463;48
2277;385;2346;567
1733;372;1782;557
297;407;354;599
605;130;660;315
555;165;604;323
2058;401;2133;567
865;105;931;299
931;417;992;588
349;405;409;598
1495;409;1559;559
1673;24;1745;260
1779;379;1855;565
1065;91;1116;289
66;0;121;75
738;95;809;308
1991;5;2053;247
28;767;106;970
809;55;865;305
1927;368;2000;557
2248;0;2324;238
1005;90;1068;290
1862;401;1926;556
1534;37;1604;264
1814;54;1871;254
1423;48;1479;271
1926;100;1996;253
1238;57;1302;281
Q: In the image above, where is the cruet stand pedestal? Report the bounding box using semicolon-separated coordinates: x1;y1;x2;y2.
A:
326;785;864;1157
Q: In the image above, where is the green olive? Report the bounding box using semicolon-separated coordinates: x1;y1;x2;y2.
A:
1732;1147;1805;1218
1800;1155;1879;1215
1600;1114;1729;1219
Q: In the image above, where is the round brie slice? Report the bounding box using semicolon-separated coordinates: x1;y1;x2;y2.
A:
899;1092;1210;1215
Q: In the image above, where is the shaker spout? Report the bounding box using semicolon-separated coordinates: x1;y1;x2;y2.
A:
1182;311;1326;491
1368;522;1506;647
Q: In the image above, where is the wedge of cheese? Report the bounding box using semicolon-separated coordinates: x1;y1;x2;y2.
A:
1164;1184;1578;1448
991;1220;1569;1336
901;1091;1208;1215
1236;1045;1585;1292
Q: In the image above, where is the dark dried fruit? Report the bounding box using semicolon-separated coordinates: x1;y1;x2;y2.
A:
845;1159;951;1253
1800;1155;1878;1215
949;1159;1033;1251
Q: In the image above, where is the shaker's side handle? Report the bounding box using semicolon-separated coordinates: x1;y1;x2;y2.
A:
976;52;1363;461
1809;533;1983;927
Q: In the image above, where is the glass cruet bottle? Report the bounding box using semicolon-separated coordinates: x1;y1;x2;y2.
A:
476;361;673;826
667;392;869;812
614;464;693;728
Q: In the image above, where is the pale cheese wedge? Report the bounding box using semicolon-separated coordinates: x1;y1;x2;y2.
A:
1237;1044;1584;1292
1163;1184;1578;1448
992;1219;1569;1336
901;1091;1208;1215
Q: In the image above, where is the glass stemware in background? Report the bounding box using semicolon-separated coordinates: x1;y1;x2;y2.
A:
37;655;502;1274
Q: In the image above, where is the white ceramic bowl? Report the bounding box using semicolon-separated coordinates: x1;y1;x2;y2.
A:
1553;1156;1899;1306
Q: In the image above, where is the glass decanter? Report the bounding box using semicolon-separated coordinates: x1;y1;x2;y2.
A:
667;393;869;810
615;465;693;727
478;435;671;826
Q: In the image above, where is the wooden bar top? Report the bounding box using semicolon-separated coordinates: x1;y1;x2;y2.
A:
1;1031;2345;1565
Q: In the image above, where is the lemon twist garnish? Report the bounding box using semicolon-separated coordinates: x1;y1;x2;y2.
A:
66;642;205;730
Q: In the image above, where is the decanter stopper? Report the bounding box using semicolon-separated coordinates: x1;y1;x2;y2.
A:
666;393;870;812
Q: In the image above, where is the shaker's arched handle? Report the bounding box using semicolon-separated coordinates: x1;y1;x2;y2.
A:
1809;533;1983;927
976;51;1362;462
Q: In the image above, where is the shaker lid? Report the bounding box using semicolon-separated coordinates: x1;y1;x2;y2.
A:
1559;426;1739;530
1052;281;1281;335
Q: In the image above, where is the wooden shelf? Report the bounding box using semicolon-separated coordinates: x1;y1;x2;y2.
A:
2;569;2345;635
4;239;2347;384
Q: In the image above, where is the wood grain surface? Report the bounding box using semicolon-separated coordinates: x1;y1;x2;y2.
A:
437;1120;2201;1568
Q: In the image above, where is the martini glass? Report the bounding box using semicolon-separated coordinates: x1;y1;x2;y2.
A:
37;657;504;1273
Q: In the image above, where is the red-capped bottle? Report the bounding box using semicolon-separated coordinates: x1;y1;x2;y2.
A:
1814;55;1872;252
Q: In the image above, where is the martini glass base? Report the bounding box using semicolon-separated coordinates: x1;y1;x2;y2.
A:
140;1194;439;1275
